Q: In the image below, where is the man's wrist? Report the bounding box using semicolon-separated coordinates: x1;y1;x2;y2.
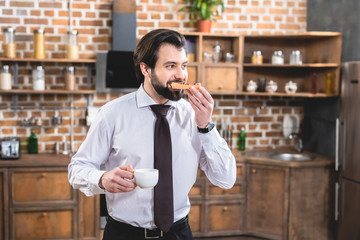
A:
197;122;215;133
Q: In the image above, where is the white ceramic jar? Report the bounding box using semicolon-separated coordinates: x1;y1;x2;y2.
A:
266;80;278;93
285;81;298;94
246;80;258;93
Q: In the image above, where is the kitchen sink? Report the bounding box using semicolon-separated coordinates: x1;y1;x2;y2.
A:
269;152;314;161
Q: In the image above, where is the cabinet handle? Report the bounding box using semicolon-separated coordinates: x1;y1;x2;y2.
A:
41;173;47;178
222;206;228;212
251;168;257;174
41;212;48;217
335;182;340;221
217;85;223;90
335;118;340;171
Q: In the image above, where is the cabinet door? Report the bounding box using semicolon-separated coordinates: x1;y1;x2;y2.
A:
12;209;75;240
246;165;289;239
10;168;74;203
0;170;5;240
206;201;244;235
78;192;100;239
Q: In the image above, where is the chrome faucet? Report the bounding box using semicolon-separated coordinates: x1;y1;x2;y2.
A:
289;133;303;152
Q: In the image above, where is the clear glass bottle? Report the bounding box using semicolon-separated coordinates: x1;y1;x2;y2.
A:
32;66;45;90
65;66;76;90
67;30;79;59
289;50;302;65
34;29;45;59
0;65;12;90
3;28;16;58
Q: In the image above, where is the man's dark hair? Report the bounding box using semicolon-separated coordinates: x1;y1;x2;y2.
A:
133;29;186;83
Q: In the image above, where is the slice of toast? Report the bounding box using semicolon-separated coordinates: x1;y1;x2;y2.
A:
171;82;201;90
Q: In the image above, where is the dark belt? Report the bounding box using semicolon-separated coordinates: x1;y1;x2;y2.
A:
106;215;188;239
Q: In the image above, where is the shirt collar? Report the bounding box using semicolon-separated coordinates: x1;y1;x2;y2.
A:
136;84;177;110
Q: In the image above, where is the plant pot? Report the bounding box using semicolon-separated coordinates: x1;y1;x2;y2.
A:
197;20;212;33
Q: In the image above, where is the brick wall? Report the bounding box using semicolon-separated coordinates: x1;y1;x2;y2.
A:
0;0;306;153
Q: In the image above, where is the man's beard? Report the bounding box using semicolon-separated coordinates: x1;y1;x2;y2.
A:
150;70;183;101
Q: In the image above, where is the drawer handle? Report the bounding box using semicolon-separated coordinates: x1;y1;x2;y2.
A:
41;173;47;178
251;168;257;174
41;212;48;217
222;206;228;212
218;85;223;90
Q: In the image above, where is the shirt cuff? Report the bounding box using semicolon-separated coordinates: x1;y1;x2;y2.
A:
88;170;107;193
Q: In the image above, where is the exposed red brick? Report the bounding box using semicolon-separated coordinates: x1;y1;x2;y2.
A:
10;1;34;7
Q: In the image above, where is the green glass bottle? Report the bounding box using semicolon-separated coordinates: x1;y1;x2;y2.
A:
238;128;246;151
27;132;38;154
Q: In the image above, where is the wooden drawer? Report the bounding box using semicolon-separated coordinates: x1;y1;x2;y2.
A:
206;201;244;234
11;168;74;203
203;65;240;91
208;181;244;197
11;209;75;240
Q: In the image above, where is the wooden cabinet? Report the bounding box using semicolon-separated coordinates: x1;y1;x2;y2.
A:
245;161;332;240
0;154;100;240
182;31;342;97
189;162;246;237
246;165;289;239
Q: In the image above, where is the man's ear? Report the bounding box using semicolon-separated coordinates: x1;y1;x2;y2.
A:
140;62;151;79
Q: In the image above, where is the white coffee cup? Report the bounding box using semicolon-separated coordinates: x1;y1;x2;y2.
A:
134;169;159;189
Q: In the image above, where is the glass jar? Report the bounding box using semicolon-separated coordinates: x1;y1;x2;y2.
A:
32;66;45;90
251;50;263;64
65;66;76;90
34;29;45;59
213;41;221;63
185;39;195;62
3;28;16;58
0;65;12;90
67;30;79;60
271;50;284;65
289;50;302;65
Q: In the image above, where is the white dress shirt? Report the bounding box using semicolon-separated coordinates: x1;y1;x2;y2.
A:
68;85;236;228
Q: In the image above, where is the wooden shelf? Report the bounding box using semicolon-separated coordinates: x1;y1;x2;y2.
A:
243;63;340;68
241;91;338;98
0;89;96;94
0;57;96;63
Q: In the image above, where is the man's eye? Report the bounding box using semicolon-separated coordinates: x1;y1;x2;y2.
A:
182;64;188;69
166;65;175;69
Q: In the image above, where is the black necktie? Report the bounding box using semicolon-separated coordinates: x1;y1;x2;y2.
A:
150;105;174;232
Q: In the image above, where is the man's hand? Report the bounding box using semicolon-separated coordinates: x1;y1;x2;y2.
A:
186;86;214;128
99;165;136;193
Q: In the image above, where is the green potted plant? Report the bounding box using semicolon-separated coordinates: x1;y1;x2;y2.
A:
179;0;225;32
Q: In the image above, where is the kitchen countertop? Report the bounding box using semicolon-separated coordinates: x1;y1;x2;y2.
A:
0;150;334;169
0;153;70;167
232;149;334;168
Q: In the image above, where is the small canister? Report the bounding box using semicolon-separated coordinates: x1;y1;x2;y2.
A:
271;50;284;65
213;41;221;63
32;66;45;90
0;65;12;90
251;51;263;64
67;30;79;59
3;28;16;58
289;50;302;65
65;66;76;90
34;29;45;59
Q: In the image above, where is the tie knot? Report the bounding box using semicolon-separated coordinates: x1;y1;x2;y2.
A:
150;105;170;117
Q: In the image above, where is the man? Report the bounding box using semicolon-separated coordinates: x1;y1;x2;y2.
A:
68;29;236;240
